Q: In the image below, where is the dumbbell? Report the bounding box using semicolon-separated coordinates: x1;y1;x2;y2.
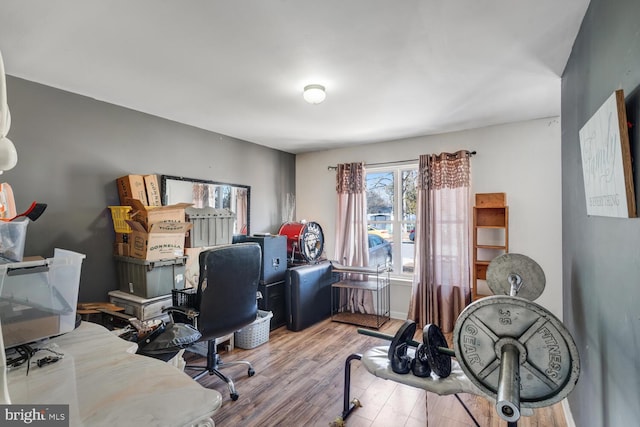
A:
358;320;455;378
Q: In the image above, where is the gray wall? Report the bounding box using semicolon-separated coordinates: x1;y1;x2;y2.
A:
562;0;640;425
4;76;295;302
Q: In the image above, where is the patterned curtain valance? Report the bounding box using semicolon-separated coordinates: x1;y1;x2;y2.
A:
336;162;366;194
418;150;471;190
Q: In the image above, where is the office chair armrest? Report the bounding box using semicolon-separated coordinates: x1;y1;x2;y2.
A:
163;306;200;321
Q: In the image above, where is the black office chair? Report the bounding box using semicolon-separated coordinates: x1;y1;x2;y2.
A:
168;242;262;401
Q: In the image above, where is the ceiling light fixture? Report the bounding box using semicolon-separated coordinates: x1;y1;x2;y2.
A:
303;84;326;104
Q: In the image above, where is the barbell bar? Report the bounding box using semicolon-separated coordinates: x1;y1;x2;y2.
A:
357;327;454;357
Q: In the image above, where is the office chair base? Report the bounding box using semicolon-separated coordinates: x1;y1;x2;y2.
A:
188;366;238;400
185;344;255;401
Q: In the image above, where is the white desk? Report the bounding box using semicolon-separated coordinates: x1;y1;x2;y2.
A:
6;321;222;427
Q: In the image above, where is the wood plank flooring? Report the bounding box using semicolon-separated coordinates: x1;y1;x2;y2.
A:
184;318;567;427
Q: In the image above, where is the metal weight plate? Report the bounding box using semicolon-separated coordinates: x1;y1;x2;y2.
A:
423;324;452;378
453;296;580;408
486;253;546;301
387;320;417;361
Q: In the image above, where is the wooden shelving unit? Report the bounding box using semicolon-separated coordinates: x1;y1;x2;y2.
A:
472;193;509;301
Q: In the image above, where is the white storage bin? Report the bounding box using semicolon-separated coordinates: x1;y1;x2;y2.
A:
234;310;273;349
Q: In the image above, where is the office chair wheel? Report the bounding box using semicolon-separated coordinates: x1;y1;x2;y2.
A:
231;392;239;401
248;367;255;377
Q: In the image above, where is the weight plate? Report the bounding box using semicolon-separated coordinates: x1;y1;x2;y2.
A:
387;320;417;361
453;296;580;408
486;253;546;301
423;324;452;378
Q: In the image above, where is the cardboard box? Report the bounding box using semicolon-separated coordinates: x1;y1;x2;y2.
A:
117;175;148;206
127;199;191;232
113;242;131;257
0;310;60;349
144;174;162;207
127;220;192;261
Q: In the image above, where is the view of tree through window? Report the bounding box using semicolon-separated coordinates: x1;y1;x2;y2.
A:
366;167;418;274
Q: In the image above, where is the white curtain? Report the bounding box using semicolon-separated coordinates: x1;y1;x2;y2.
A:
334;162;374;313
408;151;471;333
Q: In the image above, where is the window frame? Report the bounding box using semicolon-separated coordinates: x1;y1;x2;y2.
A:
366;163;418;277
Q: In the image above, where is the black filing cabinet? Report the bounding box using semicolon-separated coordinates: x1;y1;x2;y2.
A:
246;235;287;330
244;235;287;284
258;280;286;330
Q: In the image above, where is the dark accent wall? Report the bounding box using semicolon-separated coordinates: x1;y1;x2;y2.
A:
562;0;640;425
3;76;295;302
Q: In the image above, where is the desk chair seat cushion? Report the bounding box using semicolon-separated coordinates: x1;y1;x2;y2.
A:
196;243;262;341
138;323;202;355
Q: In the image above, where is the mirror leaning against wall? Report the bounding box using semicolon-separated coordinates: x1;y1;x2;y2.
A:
161;175;250;235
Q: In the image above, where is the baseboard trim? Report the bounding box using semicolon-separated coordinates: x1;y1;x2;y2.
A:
390;310;408;320
562;399;576;427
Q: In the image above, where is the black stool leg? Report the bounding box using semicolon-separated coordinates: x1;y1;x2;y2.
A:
340;353;363;421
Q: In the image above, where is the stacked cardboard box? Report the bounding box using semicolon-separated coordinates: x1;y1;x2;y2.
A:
111;174;192;261
116;174;162;207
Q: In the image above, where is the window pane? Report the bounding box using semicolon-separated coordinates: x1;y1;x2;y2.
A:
366;171;394;269
401;169;418;221
366;171;394;219
401;169;417;274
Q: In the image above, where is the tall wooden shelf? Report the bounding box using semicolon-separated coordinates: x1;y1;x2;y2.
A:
472;193;509;301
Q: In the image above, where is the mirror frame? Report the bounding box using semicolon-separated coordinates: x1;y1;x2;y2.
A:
161;174;251;235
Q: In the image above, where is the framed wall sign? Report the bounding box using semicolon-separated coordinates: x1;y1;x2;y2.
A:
579;89;636;218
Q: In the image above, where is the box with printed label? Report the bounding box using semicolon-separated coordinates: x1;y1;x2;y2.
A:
116;175;148;206
144;174;162;207
127;199;191;232
127;220;192;261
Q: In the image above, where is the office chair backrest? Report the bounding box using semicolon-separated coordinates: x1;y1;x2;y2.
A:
196;243;262;340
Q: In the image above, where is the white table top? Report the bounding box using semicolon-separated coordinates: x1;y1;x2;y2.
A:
6;321;222;427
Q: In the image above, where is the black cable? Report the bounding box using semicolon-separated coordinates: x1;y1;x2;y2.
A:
454;394;481;427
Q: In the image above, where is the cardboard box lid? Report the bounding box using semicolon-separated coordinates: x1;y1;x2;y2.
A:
126;199;192;231
126;220;192;235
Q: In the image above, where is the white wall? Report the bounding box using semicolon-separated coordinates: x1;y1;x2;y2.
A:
296;117;563;320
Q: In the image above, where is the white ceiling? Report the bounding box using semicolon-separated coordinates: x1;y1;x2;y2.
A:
0;1;590;154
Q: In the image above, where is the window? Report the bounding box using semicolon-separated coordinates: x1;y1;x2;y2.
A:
366;165;418;275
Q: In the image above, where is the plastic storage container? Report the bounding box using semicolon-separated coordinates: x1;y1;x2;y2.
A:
0;218;29;262
0;248;85;348
234;310;273;349
114;255;187;298
185;207;235;247
108;290;172;322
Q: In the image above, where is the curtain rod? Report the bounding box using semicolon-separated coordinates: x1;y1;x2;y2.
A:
327;150;476;171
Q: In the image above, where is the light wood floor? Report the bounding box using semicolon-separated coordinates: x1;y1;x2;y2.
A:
184;318;567;427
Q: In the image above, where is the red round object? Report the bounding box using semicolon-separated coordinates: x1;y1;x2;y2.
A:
278;221;324;262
